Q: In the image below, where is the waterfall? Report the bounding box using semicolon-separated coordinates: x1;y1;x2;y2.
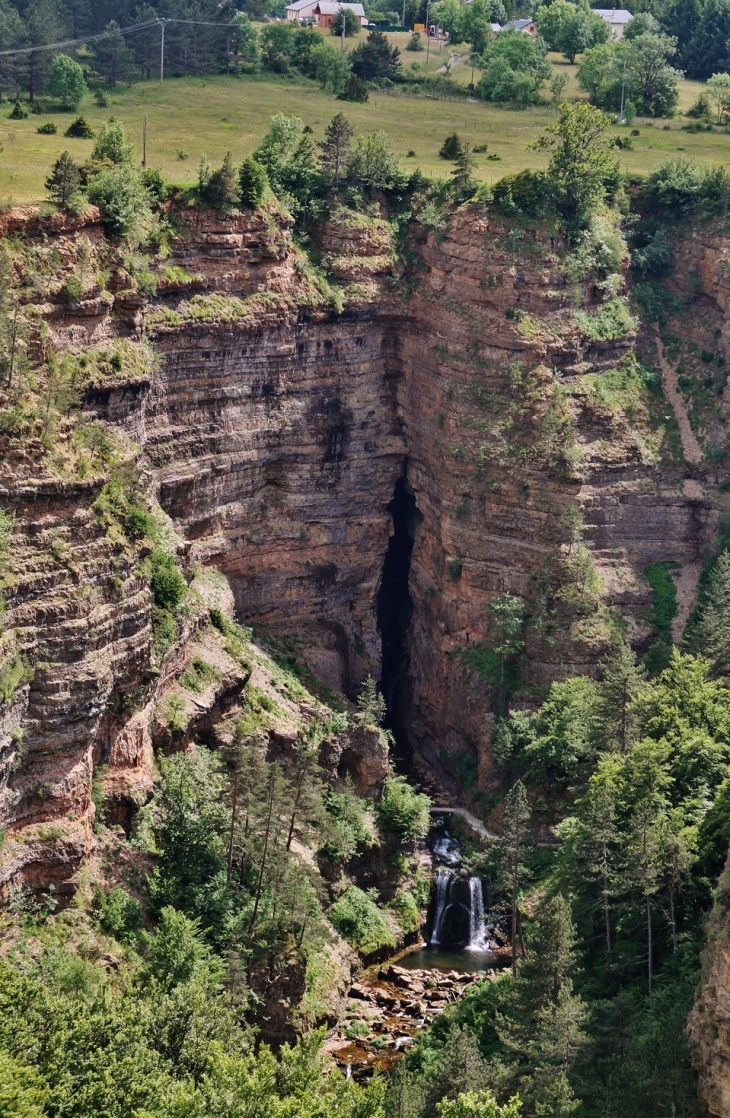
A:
430;870;451;946
467;876;489;951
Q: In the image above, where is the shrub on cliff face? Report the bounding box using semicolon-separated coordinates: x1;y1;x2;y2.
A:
86;165;152;239
329;885;395;955
642;156;730;218
492;170;552;218
389;888;421;934
149;548;186;612
376;774;431;842
252;113;320;217
320;782;376;863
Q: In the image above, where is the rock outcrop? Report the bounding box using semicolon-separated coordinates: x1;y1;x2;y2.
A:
689;865;730;1116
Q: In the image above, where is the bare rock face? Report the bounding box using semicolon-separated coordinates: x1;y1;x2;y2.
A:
323;721;390;793
689;877;730;1116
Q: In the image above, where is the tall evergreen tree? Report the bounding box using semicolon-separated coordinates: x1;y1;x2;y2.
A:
95;21;136;87
45;150;81;211
683;0;730;80
597;641;646;752
498;896;587;1117
500;780;532;976
318;112;354;187
686;550;730;678
562;755;622;954
621;739;673;998
350;29;402;82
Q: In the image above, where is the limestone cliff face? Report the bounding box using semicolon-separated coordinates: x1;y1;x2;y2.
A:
689;868;730;1117
394;210;716;792
0;200;722;895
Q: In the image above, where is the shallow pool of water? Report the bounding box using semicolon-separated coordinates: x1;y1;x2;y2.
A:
396;946;497;973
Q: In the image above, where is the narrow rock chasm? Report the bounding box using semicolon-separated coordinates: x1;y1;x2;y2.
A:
377;475;417;763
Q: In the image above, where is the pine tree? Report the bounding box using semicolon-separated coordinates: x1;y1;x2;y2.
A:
566;756;622;954
621;739;673;997
285;737;324;850
45;151;81;212
318;112;354;187
338;73;369;103
203;151;239;210
517;895;578;1008
497;896;587;1117
356;674;387;726
452;142;476;191
423;1025;491;1113
500;780;532;976
687;550;730;678
350;28;402;82
657;808;695;952
96;21;135;88
597;641;646;751
238;157;268;208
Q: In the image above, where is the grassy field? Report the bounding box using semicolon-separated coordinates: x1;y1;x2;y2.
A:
0;39;728;203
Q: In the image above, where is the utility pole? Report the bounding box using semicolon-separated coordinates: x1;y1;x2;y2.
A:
619;57;626;124
142;115;147;167
426;0;431;63
159;18;168;84
340;5;345;52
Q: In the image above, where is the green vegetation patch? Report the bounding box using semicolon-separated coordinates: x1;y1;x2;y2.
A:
574;297;638;341
329;885;395;956
180;656;222;694
643;560;680;673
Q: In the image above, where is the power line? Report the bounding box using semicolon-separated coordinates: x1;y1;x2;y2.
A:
0;16;245;60
0;19;161;59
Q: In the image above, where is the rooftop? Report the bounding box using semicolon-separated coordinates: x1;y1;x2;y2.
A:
592;8;634;22
314;1;366;12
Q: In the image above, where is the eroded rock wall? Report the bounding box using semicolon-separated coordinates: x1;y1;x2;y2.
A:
393;210;716;792
0;200;724;892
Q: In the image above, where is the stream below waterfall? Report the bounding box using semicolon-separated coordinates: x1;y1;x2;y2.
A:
326;820;505;1077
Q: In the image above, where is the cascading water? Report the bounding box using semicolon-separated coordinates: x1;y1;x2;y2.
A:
432;834;461;867
430;870;451;946
467;877;489;951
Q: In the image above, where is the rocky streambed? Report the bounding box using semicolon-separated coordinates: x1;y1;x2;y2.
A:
325;962;496;1077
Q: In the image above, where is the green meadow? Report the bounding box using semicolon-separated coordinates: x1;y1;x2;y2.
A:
0;33;728;203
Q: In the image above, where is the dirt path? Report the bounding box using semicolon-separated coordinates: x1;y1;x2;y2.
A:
430;806;494;840
654;335;703;465
436;50;463;74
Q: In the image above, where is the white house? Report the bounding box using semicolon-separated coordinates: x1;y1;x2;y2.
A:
312;1;368;27
592;8;633;38
285;0;367;23
286;0;319;21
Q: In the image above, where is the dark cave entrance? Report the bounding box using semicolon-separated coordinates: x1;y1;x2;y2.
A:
377;475;417;765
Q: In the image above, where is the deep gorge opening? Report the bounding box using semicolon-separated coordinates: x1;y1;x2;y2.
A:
377;475;417;763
